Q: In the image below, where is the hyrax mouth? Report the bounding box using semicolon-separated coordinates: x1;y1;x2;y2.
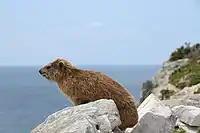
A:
42;73;51;80
42;73;48;77
39;69;49;79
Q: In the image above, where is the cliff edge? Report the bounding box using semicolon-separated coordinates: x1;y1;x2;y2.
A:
140;42;200;103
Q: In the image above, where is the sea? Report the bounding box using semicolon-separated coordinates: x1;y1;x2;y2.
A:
0;65;160;133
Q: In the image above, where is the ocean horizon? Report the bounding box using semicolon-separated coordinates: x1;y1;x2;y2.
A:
0;65;160;133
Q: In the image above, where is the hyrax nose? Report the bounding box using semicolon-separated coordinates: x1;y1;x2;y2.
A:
39;69;43;74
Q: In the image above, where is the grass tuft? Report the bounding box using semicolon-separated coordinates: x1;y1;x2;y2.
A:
169;59;200;89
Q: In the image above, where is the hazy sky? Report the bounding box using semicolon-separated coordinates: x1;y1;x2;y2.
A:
1;0;200;66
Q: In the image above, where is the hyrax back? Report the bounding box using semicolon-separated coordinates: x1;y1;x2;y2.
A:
39;58;138;130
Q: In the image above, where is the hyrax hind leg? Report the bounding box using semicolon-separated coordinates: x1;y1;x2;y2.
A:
118;105;138;131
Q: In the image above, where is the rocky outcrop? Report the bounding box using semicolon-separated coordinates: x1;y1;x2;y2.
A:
126;94;177;133
138;43;200;132
127;94;200;133
151;59;189;99
31;93;200;133
172;105;200;133
172;105;200;127
170;83;200;100
140;59;189;102
32;94;179;133
175;119;198;133
162;96;200;133
30;99;122;133
162;94;200;108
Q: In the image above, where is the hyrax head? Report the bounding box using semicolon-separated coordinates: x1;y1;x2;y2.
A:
39;58;75;82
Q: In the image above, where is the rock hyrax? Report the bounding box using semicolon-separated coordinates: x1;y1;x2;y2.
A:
39;58;138;131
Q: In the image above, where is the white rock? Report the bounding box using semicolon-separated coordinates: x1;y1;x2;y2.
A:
172;105;200;126
175;120;198;133
171;83;200;100
162;94;200;108
30;99;122;133
127;93;176;133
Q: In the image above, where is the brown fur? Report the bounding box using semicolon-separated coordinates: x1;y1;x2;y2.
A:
39;58;138;131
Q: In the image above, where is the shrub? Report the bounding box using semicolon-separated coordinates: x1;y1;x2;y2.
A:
171;126;186;133
169;42;200;62
169;42;191;61
160;89;175;100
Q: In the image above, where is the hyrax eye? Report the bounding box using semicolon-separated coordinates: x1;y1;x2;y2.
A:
46;66;51;69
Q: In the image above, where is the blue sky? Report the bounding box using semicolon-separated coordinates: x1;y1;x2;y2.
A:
0;0;200;66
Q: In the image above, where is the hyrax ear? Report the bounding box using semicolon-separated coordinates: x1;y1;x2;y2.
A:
58;61;65;69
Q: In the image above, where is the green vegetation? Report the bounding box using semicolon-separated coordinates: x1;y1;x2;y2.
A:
160;89;175;100
171;127;186;133
169;59;200;89
169;42;200;62
169;42;200;89
169;42;191;61
140;42;200;103
197;127;200;133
